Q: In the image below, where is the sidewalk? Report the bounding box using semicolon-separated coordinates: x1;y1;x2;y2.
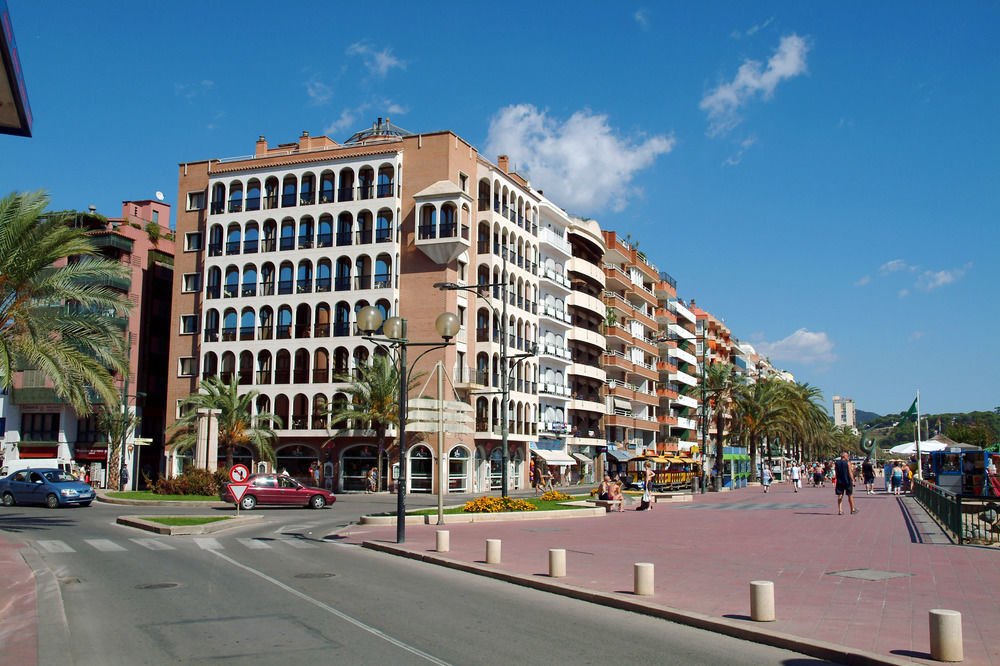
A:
0;537;37;665
343;482;1000;665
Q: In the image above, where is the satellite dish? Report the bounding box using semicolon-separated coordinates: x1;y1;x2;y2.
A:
155;191;164;201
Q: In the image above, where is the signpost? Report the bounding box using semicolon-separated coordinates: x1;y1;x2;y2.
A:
229;465;250;514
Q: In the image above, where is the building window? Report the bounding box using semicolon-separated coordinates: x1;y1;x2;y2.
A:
458;261;467;281
21;369;47;387
76;415;106;444
21;413;60;441
459;172;468;193
187;191;206;211
182;273;201;292
152;210;159;223
178;357;196;377
185;232;203;252
180;315;199;334
457;305;466;329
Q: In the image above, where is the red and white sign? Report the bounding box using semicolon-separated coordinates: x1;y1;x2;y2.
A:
229;484;249;503
229;464;250;483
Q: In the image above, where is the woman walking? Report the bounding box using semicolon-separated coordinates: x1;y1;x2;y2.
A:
761;464;773;493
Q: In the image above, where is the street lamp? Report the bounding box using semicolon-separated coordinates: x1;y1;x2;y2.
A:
434;254;535;498
356;305;459;544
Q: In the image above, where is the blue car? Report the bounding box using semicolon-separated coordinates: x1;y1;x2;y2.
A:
0;468;96;508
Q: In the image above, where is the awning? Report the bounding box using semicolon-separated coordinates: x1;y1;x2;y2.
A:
572;452;593;464
613;397;631;410
531;449;577;465
605;448;632;462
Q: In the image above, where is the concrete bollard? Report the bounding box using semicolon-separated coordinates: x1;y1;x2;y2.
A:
634;562;654;596
549;548;566;578
929;609;963;662
436;530;450;553
485;538;501;564
750;580;775;622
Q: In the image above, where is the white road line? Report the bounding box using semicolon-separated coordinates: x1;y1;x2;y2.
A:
280;539;317;549
237;538;273;550
36;540;75;553
129;538;175;551
275;523;314;534
208;549;451;666
194;537;222;550
84;539;127;552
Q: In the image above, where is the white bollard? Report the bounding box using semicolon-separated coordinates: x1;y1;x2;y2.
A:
634;562;654;596
750;580;775;622
929;609;963;662
436;530;450;553
485;538;501;564
549;548;566;578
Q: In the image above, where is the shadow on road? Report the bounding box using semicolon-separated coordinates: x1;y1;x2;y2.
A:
0;512;78;533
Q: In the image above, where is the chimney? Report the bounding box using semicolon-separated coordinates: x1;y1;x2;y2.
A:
690;299;696;308
498;155;509;173
299;130;311;150
255;135;268;155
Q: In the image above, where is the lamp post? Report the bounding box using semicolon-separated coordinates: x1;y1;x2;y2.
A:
356;306;459;544
434;255;535;498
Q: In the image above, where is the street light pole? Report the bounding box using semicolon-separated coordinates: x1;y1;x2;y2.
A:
357;307;459;544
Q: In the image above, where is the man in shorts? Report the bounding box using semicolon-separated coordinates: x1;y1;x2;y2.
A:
834;451;857;515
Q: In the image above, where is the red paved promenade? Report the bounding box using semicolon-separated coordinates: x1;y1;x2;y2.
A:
346;481;999;665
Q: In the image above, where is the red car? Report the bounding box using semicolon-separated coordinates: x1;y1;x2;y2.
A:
222;474;335;510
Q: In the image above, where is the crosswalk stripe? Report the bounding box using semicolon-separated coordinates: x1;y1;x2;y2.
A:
37;540;75;553
85;539;127;552
130;538;175;551
194;537;222;550
237;538;273;550
280;539;318;549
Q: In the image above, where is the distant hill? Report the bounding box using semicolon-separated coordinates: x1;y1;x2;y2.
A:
855;410;881;425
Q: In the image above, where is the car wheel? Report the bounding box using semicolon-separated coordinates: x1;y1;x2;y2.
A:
46;494;60;509
2;492;14;507
309;495;326;509
240;494;257;511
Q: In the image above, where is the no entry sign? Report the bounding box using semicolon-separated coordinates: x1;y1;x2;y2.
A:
229;464;249;483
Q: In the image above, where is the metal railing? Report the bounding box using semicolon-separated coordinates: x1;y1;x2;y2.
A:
912;478;1000;545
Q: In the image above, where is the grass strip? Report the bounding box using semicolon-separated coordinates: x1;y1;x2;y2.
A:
141;516;232;526
109;491;221;502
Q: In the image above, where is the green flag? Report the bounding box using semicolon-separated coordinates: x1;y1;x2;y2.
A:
901;396;917;420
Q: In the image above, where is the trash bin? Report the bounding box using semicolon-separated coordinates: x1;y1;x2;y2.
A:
691;476;700;494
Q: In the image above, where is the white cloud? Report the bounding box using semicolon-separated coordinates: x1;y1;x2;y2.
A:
854;275;871;287
347;42;405;77
723;135;757;166
745;17;775;36
898;289;909;298
175;80;215;99
700;34;809;137
305;79;333;105
484;104;675;213
755;328;836;367
325;107;362;137
634;8;649;30
916;262;972;291
879;258;913;275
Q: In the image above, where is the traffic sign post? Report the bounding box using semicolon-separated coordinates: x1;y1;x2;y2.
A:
229;464;249;483
229;483;249;515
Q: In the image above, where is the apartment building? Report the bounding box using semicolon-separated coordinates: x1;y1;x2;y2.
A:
600;232;662;458
2;201;174;486
168;123;564;493
832;395;856;430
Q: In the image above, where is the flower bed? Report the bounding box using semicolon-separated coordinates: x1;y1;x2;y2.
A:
463;496;538;513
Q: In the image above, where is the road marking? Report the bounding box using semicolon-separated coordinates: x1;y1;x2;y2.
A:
280;539;318;549
85;539;127;552
208;549;451;665
194;537;223;550
130;538;175;551
275;523;315;535
37;540;75;553
237;538;273;550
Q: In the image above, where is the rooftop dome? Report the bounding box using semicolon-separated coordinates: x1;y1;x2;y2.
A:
344;117;414;144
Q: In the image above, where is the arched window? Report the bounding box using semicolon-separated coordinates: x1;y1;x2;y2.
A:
296;260;313;294
319;171;335;203
275;350;291;384
358;166;374;200
440;204;456;237
295;303;311;338
419;205;436;239
317;214;333;248
293;349;310;383
244;223;259;254
202;352;218;380
226;224;241;255
240;308;255;341
204;309;220;342
299;173;315;205
316;259;332;293
260;263;275;296
352;347;369;378
262;219;277;252
335;257;351;291
374;254;392;289
355;255;372;290
312;394;328;429
333;348;350;375
278;262;294;295
313;349;329;383
264;177;279;209
280;219;295;251
222;309;237;341
281;175;298;207
274;395;290;426
241;265;257;297
277;305;292;339
246;179;261;211
356;211;372;244
220;351;236;384
256;351;272;384
377;165;395;197
314;303;331;337
298;216;314;249
376;210;392;243
211;183;225;215
228;182;243;214
334;302;351;337
338;169;354;202
238;350;253;385
337;213;353;246
208;224;224;257
224;266;239;298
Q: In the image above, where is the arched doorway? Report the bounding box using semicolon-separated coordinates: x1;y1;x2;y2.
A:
408;444;433;493
275;444;318;482
448;446;470;493
489;448;503;492
341;444;381;492
511;449;523;490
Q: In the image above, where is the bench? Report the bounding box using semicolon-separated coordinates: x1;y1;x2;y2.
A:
592;499;623;512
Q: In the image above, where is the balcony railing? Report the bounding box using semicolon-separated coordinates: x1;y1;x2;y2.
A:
377;183;394;197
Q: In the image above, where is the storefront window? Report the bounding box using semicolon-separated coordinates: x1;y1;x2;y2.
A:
449;446;469;493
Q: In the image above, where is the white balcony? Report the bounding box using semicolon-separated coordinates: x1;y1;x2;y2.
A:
669;370;698;387
677;416;698;430
673;393;699;409
668;323;695;341
669;299;696;324
672;347;698;366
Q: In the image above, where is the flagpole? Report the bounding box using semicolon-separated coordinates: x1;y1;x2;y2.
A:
915;390;922;480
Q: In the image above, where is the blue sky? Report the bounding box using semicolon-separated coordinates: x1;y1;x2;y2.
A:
2;1;997;416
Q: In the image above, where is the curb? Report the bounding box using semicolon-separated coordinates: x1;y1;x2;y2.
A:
97;493;231;509
360;506;605;526
116;514;265;535
362;540;912;666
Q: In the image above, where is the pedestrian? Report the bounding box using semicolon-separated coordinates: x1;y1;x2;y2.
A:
638;461;654;510
596;475;612;501
813;464;823;488
609;475;625;512
862;458;875;494
834;451;857;515
890;461;903;495
367;467;378;493
119;465;129;491
532;464;543;495
761;464;773;493
310;462;321;487
901;463;912;493
543;467;555;492
789;462;800;492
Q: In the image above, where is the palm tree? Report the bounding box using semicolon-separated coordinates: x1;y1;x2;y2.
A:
778;382;827;462
167;376;280;469
98;405;141;491
0;191;132;412
703;363;740;477
732;377;787;480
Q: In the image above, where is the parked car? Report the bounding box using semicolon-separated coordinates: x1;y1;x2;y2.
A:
222;473;335;510
0;468;95;508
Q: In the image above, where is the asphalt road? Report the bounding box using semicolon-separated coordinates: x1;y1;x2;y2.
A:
4;496;835;665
